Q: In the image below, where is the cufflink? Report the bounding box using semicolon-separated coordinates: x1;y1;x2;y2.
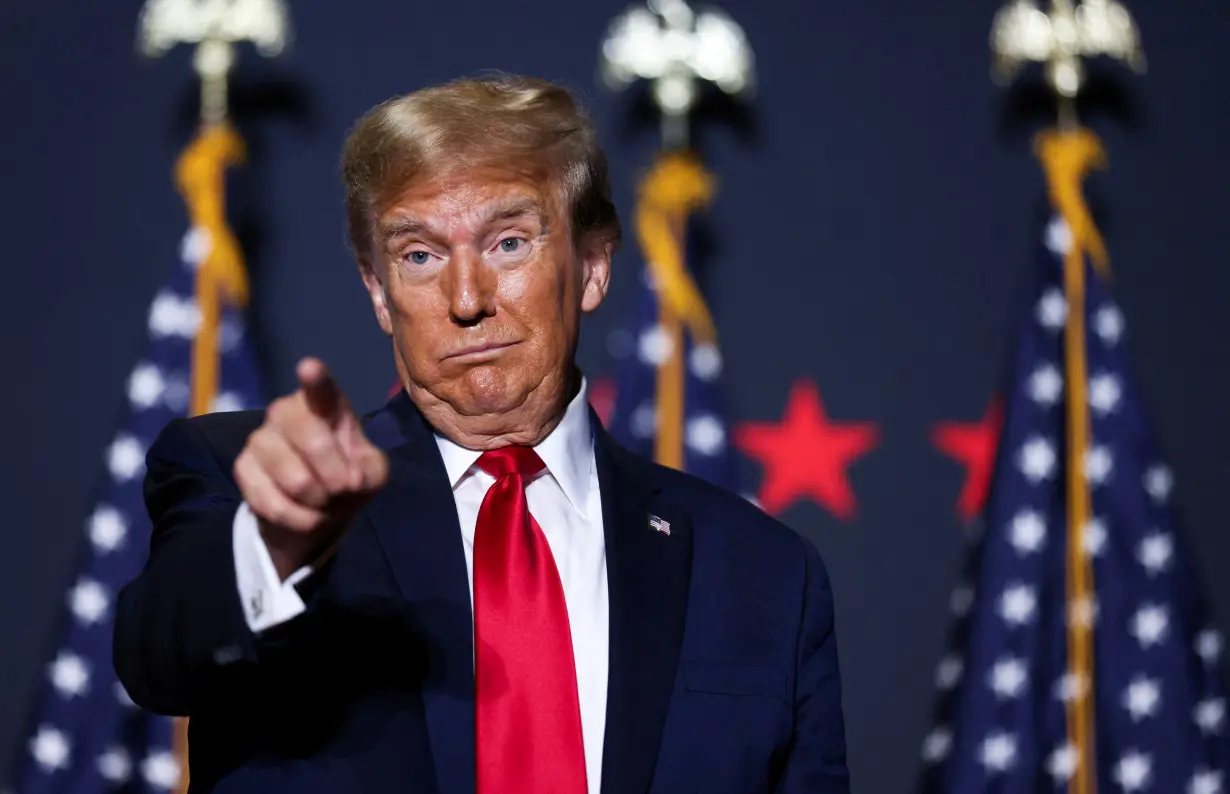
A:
248;590;264;620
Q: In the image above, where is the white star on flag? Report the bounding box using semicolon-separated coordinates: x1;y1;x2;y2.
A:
1089;372;1122;415
97;746;133;783
1123;675;1162;721
1196;630;1223;666
1083;518;1108;556
1137;533;1173;576
979;732;1018;773
1028;364;1063;406
49;652;90;698
989;657;1029;699
127;362;167;409
1018;437;1057;483
630;402;657;438
1047;743;1078;782
1194;698;1225;735
950;585;974;617
1055;672;1088;703
180;225;213;264
1189;768;1224;794
921;727;952;762
1144;464;1174;503
68;578;110;625
1094;304;1125;344
29;726;70;772
999;583;1037;627
1084;445;1113;485
148;291;201;338
210;391;246;413
1009;510;1047;555
1114;751;1153;792
1045;216;1073;254
935;656;963;689
141;750;181;790
87;505;128;553
685;415;726;456
637;324;673;365
689;343;722;380
1036;289;1068;330
107;434;147;482
1131;604;1170;648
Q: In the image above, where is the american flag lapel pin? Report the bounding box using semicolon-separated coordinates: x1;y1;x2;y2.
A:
649;514;671;536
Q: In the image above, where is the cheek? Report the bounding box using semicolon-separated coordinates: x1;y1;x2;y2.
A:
386;282;445;353
496;257;575;324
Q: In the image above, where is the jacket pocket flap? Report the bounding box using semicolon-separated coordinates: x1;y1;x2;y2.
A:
682;663;787;702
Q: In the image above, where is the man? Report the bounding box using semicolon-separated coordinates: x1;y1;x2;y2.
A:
114;75;849;794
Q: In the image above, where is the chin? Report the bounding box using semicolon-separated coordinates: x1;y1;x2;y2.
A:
454;366;530;416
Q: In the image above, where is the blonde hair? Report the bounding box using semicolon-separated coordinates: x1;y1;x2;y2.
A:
341;74;621;271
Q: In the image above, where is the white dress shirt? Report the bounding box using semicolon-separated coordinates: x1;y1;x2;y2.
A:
232;382;609;794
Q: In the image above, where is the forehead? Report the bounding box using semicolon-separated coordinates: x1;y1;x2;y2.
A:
380;166;560;228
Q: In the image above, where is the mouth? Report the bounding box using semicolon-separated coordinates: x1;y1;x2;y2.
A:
444;341;518;363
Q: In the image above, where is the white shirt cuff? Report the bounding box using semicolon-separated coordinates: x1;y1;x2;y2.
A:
232;502;313;632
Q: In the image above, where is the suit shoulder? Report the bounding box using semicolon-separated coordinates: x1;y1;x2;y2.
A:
151;409;266;467
648;462;812;558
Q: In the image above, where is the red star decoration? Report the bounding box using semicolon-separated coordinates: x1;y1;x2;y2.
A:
930;396;1003;522
734;380;879;520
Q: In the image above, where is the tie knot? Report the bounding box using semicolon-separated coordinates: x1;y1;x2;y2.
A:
476;447;546;480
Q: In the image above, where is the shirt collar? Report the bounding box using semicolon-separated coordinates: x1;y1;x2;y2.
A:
434;378;594;517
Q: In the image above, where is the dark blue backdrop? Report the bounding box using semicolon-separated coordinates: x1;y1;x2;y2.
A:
2;2;1228;792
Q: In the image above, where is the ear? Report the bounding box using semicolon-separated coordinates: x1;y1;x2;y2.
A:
579;236;613;313
360;261;395;336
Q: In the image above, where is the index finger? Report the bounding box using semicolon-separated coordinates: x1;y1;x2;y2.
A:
297;357;347;424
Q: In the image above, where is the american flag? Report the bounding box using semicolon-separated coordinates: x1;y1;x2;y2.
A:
916;213;1230;793
604;152;743;493
9;186;263;789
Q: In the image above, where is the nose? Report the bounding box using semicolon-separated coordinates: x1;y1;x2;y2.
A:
444;247;497;326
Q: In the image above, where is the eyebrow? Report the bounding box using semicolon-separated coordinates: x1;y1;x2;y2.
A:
380;197;548;245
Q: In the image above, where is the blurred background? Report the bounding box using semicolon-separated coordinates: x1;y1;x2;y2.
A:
2;1;1228;792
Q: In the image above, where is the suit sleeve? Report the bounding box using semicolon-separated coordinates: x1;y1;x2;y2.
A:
775;542;851;794
113;416;283;716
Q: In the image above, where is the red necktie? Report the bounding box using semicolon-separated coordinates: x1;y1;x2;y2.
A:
472;448;587;794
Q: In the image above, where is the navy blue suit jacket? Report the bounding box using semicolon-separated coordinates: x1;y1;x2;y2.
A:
114;391;850;793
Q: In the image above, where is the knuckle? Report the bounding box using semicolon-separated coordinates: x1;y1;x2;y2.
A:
277;463;314;500
302;432;335;460
264;500;294;529
267;396;296;425
247;491;280;525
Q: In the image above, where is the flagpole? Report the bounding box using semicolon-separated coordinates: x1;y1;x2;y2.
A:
991;3;1145;792
599;0;753;470
136;2;290;789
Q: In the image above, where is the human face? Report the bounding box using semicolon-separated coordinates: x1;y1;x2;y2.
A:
362;168;611;442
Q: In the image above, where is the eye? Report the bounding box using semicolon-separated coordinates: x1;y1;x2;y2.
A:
498;237;524;253
406;250;431;266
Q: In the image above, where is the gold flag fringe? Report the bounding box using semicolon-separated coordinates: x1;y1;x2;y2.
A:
1036;126;1112;794
634;152;719;471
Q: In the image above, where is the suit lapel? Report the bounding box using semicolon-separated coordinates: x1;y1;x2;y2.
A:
596;420;693;794
363;393;475;794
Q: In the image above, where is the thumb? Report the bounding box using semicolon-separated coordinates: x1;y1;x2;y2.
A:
297;357;349;425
